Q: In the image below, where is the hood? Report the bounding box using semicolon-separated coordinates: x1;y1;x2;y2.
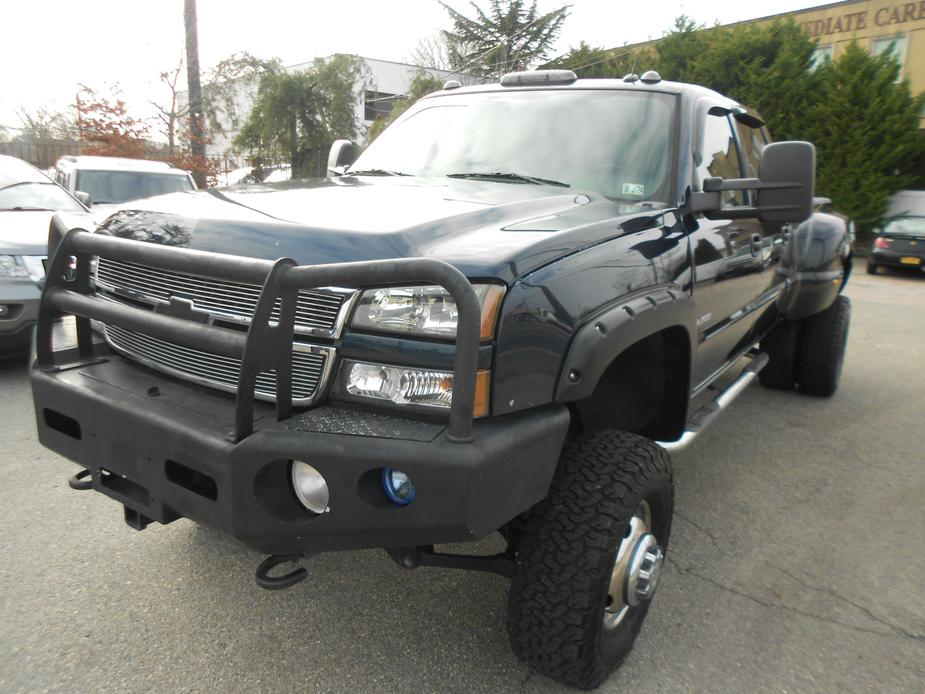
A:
1;209;93;254
96;177;660;282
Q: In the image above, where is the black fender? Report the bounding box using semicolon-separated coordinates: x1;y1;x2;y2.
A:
776;212;851;321
554;286;697;403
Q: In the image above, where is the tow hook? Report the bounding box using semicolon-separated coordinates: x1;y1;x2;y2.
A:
255;553;312;590
68;468;93;491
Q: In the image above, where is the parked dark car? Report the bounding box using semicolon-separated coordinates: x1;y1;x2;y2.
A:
32;71;851;689
0;155;91;355
868;191;925;274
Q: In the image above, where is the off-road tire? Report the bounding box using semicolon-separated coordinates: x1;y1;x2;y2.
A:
797;295;851;397
866;261;877;275
507;430;673;689
759;320;801;390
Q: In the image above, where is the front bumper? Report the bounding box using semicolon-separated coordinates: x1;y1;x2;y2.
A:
32;350;570;555
0;280;40;354
870;247;925;269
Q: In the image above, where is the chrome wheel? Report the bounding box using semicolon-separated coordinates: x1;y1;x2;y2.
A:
603;500;665;630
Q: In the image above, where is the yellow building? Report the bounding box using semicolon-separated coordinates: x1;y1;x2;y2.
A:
621;0;925;128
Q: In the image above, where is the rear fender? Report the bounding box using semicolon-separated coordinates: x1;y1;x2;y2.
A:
777;212;851;321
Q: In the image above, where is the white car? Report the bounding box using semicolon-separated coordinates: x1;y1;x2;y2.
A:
52;156;197;221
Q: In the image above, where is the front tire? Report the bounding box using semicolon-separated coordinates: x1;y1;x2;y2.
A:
797;295;851;397
507;430;673;689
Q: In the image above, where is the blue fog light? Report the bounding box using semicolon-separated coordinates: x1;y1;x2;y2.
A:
381;468;415;505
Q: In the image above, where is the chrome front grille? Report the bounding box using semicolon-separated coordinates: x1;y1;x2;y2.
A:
94;257;352;405
106;324;331;405
96;258;352;337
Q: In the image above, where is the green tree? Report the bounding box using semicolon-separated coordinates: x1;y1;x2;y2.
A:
202;52;282;139
542;41;639;79
652;17;819;140
234;54;362;178
366;71;444;143
803;42;925;233
441;0;569;78
650;16;924;234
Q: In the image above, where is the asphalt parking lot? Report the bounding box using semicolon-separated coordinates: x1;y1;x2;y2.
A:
1;260;923;693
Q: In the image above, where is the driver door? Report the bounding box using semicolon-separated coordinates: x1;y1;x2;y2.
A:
688;109;768;387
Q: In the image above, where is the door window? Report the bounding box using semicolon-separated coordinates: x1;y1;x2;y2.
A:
733;121;765;179
697;113;745;206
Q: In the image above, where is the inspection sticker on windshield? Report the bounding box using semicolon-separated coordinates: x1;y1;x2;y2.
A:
622;182;645;197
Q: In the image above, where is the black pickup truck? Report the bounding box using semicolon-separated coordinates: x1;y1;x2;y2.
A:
31;71;851;689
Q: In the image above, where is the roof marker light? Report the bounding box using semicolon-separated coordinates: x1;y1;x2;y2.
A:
500;70;578;87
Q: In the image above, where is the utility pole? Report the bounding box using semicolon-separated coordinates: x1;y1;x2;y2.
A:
184;0;206;186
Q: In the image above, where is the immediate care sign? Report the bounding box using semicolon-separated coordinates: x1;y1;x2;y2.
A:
803;1;925;36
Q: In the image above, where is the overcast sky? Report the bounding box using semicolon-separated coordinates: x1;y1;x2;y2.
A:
0;0;825;136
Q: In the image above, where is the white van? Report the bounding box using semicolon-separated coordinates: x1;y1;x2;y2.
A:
53;156;197;215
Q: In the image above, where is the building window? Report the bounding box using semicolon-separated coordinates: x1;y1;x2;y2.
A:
364;91;400;122
872;35;907;79
810;45;833;70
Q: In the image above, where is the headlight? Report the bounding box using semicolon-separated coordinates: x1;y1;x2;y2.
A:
0;255;45;281
351;284;504;339
341;359;490;416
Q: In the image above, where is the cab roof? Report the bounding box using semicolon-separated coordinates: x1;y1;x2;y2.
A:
54;155;189;175
422;74;760;123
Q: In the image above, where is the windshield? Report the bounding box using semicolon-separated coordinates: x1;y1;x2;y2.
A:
76;170;194;204
351;89;677;203
882;217;925;236
0;181;85;212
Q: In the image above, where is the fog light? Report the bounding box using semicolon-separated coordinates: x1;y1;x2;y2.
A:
0;304;8;317
381;467;415;505
290;461;329;513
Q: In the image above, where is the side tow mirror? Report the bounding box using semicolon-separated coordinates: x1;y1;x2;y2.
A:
685;141;816;224
327;140;358;176
74;190;92;208
757;141;815;223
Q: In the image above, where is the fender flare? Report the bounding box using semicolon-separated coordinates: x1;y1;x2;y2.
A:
554;286;697;403
777;212;851;321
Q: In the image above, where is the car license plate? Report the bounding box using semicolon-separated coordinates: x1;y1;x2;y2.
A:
900;256;921;265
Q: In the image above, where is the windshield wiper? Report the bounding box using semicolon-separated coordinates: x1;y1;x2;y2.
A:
346;169;410;177
447;172;570;188
0;206;54;212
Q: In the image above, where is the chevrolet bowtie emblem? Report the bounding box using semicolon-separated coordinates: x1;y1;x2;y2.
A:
154;296;211;324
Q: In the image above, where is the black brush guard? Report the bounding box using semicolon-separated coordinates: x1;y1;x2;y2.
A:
36;228;481;443
32;225;571;557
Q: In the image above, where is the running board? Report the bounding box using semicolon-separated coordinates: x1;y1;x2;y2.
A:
657;351;769;454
